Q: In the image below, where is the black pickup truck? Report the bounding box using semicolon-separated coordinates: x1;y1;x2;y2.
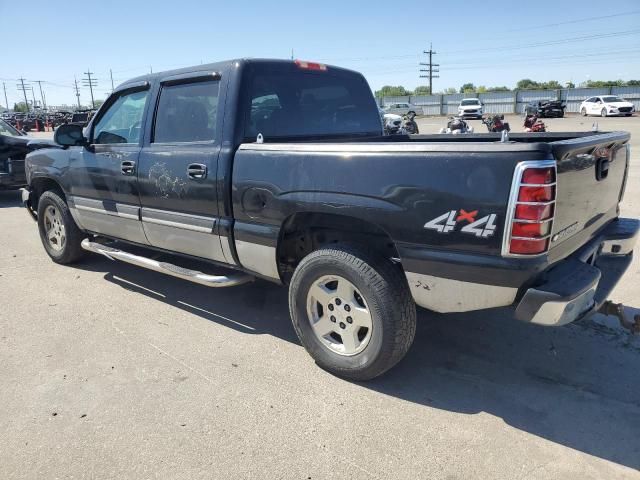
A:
22;59;638;380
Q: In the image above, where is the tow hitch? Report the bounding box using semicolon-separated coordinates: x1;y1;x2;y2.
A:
599;301;640;334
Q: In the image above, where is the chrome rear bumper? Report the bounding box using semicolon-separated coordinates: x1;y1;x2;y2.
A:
515;218;639;326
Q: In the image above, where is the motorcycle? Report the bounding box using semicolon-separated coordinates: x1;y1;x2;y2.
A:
402;112;419;134
383;113;406;135
481;114;510;133
439;116;474;134
523;114;546;132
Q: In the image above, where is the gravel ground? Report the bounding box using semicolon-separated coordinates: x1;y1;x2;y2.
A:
1;116;639;479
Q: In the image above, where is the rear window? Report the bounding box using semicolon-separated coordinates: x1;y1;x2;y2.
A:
244;66;381;140
153;80;219;143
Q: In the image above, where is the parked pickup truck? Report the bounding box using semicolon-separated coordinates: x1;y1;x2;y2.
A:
22;59;639;380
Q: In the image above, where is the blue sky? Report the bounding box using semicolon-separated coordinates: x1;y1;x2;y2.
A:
1;0;640;107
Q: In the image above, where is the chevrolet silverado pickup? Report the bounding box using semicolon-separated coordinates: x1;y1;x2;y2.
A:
22;59;639;380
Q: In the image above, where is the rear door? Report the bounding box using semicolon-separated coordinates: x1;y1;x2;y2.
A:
136;72;228;263
69;84;150;244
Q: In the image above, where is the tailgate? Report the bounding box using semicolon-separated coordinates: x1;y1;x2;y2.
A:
548;132;630;260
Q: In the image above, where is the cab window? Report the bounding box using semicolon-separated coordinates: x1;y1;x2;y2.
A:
92;90;149;144
153;80;219;143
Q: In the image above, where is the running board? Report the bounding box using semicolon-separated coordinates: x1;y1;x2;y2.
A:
81;239;254;288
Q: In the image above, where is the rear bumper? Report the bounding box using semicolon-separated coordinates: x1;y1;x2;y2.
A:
515;218;638;326
403;218;638;319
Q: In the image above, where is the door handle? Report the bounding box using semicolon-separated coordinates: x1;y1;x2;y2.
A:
187;163;207;179
121;160;136;175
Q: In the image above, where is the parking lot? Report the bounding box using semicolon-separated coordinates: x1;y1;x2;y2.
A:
1;115;639;479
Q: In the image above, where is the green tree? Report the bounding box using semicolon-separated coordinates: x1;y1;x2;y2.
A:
627;80;640;86
516;79;539;90
543;80;562;89
375;85;411;97
94;99;105;108
413;85;431;95
565;81;576;88
477;85;487;93
459;83;476;94
13;102;29;113
487;86;510;92
443;87;457;94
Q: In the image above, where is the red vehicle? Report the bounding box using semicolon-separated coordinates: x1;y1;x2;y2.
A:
524;114;546;132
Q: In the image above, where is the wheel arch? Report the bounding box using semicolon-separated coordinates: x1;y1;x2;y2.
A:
276;211;401;283
30;176;66;208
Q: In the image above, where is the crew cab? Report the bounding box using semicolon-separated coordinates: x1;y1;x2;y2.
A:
21;59;638;380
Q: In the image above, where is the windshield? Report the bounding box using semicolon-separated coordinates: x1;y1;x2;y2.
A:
602;96;624;103
0;119;21;137
243;63;381;140
460;99;480;106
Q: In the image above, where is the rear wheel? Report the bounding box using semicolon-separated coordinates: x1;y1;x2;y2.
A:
37;190;86;264
601;108;607;117
289;245;416;380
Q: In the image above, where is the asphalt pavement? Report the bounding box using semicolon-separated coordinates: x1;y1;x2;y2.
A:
1;115;639;479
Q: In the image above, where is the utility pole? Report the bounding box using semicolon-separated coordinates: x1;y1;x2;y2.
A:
110;69;115;92
35;80;47;110
419;43;439;94
82;70;97;108
74;77;81;108
291;48;294;60
149;65;153;73
2;82;8;110
30;86;37;109
17;78;30;112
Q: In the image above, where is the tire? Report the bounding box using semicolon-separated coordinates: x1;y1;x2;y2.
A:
37;190;86;264
581;108;587;116
601;108;607;117
289;244;416;381
407;111;415;116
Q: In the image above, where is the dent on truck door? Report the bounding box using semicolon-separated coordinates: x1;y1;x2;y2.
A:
136;76;228;263
69;87;150;244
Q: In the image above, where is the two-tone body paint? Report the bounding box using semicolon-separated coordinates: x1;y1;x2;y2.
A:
22;59;632;313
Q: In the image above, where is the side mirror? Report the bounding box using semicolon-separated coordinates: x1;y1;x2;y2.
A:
54;123;87;147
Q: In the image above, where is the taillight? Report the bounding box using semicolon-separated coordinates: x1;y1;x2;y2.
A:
503;161;557;256
294;59;328;71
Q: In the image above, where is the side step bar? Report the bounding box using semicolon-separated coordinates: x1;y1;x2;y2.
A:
81;239;254;288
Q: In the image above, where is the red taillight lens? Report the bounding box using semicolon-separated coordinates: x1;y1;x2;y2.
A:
510;238;549;255
511;221;550;238
518;185;554;202
294;59;327;71
521;167;555;184
515;203;554;221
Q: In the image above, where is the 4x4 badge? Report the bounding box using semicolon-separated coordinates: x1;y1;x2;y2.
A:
424;210;498;238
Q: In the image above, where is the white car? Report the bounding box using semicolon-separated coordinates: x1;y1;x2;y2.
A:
458;98;483;119
580;95;635;117
383;103;417;116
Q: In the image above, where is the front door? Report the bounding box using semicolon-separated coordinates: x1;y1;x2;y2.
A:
136;74;227;263
69;85;150;244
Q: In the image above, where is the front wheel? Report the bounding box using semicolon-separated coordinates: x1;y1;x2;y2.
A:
37;190;86;264
601;108;608;117
289;245;416;381
581;108;587;116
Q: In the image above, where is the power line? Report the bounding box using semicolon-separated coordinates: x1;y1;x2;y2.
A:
419;44;439;94
440;28;640;55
